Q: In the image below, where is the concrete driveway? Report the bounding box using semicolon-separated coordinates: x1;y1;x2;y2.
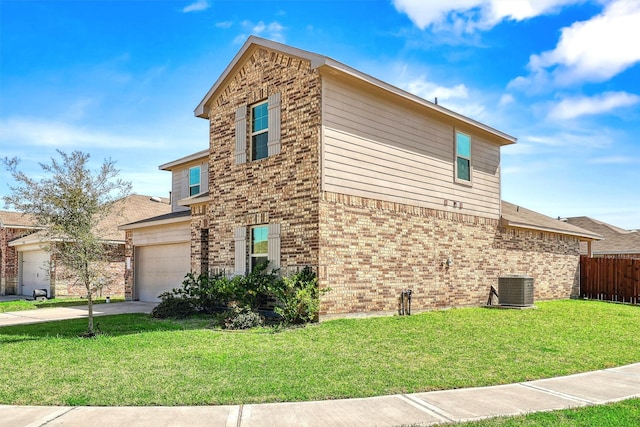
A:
0;301;157;327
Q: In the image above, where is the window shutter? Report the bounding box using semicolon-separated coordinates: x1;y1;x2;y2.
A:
268;223;281;271
200;161;208;193
235;105;247;165
267;93;281;156
234;227;247;276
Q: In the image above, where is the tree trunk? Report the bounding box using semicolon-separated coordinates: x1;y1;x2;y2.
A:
87;288;94;335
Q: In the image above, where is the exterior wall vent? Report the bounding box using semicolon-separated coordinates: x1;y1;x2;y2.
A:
498;275;534;307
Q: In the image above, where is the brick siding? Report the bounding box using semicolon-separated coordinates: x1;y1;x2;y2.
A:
318;191;581;318
206;46;322;273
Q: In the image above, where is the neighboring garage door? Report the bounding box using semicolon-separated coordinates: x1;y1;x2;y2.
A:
21;250;50;297
135;243;190;302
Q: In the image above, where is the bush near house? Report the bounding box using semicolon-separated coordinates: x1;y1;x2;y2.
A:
150;264;322;328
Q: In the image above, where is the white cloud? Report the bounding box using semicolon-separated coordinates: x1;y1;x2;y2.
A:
216;21;233;29
511;0;640;89
235;21;286;44
0;117;158;150
517;129;615;152
182;0;210;13
548;91;640;120
392;0;582;33
589;155;636;164
397;74;486;119
499;93;515;107
403;75;469;101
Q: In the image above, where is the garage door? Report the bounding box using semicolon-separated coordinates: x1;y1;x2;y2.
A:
136;243;190;302
21;250;50;297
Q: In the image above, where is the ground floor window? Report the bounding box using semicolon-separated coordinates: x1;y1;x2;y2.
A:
250;226;268;270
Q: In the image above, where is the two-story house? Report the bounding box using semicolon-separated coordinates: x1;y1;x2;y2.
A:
123;36;600;317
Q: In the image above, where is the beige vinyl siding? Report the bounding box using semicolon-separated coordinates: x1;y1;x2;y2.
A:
131;222;191;246
171;160;208;210
321;75;501;219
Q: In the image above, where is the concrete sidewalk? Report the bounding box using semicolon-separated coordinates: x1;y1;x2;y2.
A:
2;363;640;426
0;301;157;327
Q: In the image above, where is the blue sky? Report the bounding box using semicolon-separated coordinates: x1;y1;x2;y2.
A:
1;0;639;229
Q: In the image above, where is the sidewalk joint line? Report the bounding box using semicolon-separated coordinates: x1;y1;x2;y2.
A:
520;383;595;404
398;394;455;423
237;404;243;427
23;406;77;427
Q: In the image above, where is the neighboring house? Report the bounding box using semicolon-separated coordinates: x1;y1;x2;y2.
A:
5;195;170;298
0;211;38;295
123;36;601;317
565;217;640;259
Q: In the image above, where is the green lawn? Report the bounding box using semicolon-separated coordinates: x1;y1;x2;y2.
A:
1;300;639;406
458;398;640;426
0;297;125;313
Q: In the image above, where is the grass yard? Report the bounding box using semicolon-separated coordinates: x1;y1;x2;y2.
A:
1;299;639;406
458;398;640;426
0;297;124;313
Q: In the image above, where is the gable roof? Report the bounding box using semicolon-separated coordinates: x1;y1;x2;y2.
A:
9;194;171;246
0;211;38;229
565;216;640;254
195;36;516;146
159;149;209;171
119;209;191;230
500;201;602;241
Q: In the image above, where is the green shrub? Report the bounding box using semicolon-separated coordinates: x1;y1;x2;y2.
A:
154;266;324;326
176;272;239;313
150;293;195;319
237;262;279;310
223;306;264;330
269;267;324;325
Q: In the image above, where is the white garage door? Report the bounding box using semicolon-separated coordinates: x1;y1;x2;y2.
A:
21;250;51;297
136;243;190;302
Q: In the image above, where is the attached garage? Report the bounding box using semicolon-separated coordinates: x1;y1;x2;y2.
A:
135;243;190;302
121;212;192;302
20;248;50;297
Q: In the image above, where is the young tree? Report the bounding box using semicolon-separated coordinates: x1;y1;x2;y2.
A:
2;150;131;336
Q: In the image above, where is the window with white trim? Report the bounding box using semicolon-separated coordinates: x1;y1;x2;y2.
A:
189;166;201;196
250;225;268;271
455;131;471;183
251;101;269;161
234;93;281;165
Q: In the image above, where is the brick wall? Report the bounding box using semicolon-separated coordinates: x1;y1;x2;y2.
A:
206;46;322;272
52;244;126;298
0;227;35;295
318;191;581;318
190;203;209;274
124;230;134;300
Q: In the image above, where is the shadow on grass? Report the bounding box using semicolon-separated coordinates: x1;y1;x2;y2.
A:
0;314;213;340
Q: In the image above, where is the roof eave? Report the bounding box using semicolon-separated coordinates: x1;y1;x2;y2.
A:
194;36;516;145
195;36;328;118
159;149;209;171
316;62;516;145
500;218;603;241
119;214;191;231
177;194;208;207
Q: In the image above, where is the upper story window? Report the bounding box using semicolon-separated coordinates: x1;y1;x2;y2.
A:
455;131;471;183
189;166;201;196
251;101;269;161
235;93;281;165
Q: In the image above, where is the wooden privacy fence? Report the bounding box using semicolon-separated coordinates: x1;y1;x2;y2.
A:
580;255;640;304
